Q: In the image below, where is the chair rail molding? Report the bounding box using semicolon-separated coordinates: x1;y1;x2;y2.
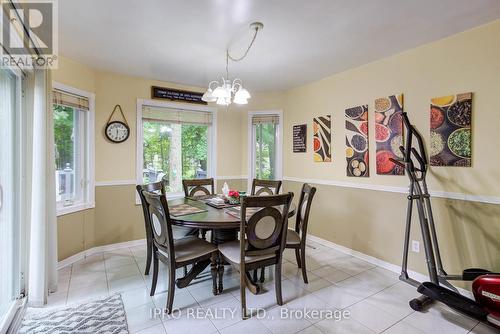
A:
95;179;137;187
283;176;500;205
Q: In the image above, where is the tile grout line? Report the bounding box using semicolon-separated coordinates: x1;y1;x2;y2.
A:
64;264;73;306
130;247;148;285
379;310;420;333
103;252;111;297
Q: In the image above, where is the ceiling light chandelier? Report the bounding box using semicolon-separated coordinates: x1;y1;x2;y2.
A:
202;22;264;106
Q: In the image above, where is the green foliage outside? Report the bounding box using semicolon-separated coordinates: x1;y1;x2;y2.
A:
255;122;276;180
142;121;208;187
182;124;208;178
53;104;75;170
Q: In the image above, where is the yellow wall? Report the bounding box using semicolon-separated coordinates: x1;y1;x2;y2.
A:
284;20;500;196
282;20;500;281
54;20;500;282
52;57;281;260
93;70;249;181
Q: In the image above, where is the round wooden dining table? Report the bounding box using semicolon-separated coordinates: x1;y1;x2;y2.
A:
168;197;295;242
167;197;296;294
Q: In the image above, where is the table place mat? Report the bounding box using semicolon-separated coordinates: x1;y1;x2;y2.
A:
205;200;239;209
187;194;218;201
169;204;207;217
224;207;263;219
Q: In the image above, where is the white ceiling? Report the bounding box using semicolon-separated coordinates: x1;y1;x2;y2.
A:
59;0;500;91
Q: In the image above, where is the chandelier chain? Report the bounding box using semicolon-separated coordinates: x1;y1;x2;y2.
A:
203;22;262;106
225;27;259;79
227;27;259;62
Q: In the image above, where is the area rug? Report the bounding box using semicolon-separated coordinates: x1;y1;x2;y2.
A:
18;294;128;334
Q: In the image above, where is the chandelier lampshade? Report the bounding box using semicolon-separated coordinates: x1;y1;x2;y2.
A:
202;22;263;106
201;88;216;102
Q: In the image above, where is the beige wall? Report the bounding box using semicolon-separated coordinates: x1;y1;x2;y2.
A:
282;20;500;281
54;20;500;281
283;20;500;196
52;57;279;260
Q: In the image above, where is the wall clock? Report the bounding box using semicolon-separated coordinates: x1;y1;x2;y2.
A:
105;121;129;143
105;104;130;143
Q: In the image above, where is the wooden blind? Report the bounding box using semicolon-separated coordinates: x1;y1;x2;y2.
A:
252;114;279;125
142;106;213;125
53;89;89;110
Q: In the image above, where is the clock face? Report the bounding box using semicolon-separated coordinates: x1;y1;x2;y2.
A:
105;121;130;143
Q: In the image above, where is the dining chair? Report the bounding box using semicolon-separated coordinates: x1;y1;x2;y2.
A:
218;193;293;319
182;178;215;239
136;182;199;275
182;178;215;197
141;190;218;313
251;178;282;282
286;183;316;284
251;179;282;196
182;178;215;240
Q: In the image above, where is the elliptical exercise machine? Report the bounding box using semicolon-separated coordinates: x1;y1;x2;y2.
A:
394;112;500;328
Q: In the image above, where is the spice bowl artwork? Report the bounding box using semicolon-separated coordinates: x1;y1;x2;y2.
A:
430;93;472;167
345;105;369;177
374;94;405;175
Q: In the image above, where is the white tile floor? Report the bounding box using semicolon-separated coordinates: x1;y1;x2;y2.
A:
47;241;499;334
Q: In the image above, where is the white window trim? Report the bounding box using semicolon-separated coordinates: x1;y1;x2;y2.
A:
247;110;283;193
136;99;217;204
52;81;95;217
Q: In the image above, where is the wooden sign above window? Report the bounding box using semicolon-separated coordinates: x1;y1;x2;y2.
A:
151;86;207;105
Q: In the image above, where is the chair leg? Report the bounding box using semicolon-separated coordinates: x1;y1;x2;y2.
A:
183;266;187;276
275;262;283;305
259;267;265;283
166;265;176;314
300;246;308;284
240;270;248;320
295;248;301;268
218;257;224;293
144;239;152;275
150;251;159;296
252;270;257;282
210;253;218;295
201;229;207;240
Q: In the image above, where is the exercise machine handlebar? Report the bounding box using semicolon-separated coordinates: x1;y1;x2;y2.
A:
401;112;427;174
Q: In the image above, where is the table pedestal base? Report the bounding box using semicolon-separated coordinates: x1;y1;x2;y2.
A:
212;229;238;244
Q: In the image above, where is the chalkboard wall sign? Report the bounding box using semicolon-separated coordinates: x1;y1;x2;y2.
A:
151;86;207;105
293;124;307;153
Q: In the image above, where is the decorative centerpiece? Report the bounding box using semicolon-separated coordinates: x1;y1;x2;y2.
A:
227;190;240;205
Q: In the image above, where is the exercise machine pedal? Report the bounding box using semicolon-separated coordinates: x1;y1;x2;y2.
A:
417;282;488;321
462;268;493;281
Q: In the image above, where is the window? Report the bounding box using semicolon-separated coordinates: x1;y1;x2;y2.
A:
0;68;21;331
248;111;282;186
137;101;216;197
52;83;95;215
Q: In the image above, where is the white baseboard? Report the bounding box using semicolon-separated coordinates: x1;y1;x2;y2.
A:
57;234;472;298
307;234;473;298
57;239;146;270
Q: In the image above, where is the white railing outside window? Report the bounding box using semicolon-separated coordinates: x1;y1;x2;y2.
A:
52;82;95;216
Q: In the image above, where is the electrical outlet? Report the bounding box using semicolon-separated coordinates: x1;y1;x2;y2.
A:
412;240;420;253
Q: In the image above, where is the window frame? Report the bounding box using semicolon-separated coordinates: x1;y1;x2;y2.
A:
136;99;217;204
0;66;24;333
52;81;95;217
247;110;283;193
